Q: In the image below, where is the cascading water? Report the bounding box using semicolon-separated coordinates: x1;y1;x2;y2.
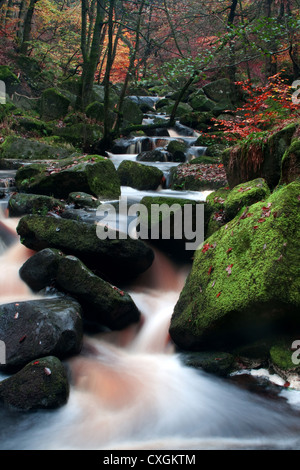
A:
1;103;300;452
0;236;300;450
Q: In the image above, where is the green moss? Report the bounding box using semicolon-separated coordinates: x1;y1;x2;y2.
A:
169;180;300;351
224;178;270;221
117;160;163;190
270;340;298;370
280;138;300;185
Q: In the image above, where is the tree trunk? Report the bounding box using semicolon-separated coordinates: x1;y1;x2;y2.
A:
20;0;39;55
80;0;106;110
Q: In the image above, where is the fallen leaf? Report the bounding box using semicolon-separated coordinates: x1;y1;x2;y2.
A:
208;266;213;275
216;292;222;298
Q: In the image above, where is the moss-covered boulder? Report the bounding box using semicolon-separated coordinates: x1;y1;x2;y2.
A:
188;90;216;112
0;136;76;161
53;122;104;151
68;191;99;208
166;140;188;162
12;116;53;137
280;139;300;185
138;196;207;257
40;88;71;120
224;178;270;221
56;255;140;330
179;112;214;132
202;78;235;106
170;163;228;191
222;123;298;189
121;98;144;127
8;193;65;217
117;160;164;190
15;155;121;199
160;102;193;118
0;297;83;372
16;214;154;283
205;187;230;237
169;180;300;351
0;356;69;410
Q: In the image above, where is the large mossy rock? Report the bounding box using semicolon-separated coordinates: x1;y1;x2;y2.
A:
138;196;208;257
188;89;216;112
15;155;121;199
53;122;104;151
19;249;141;330
117;160;164;190
222;123;298;189
0;297;83;372
170;162;228;191
280;139;300;185
0;356;69;410
8;193;65;217
169;180;300;351
0;136;76;161
56;255;140;330
40;88;71;120
223;178;270;221
16;214;154;283
121;98;144;127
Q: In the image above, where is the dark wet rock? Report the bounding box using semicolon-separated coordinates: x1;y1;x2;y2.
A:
0;356;69;410
136;149;172;162
180;351;235;377
16;214;154;283
0;297;83;372
19;248;64;292
56;255;141;330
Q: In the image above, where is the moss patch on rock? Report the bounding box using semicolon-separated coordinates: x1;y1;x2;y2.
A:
224;178;270;221
117;160;163;190
169;180;300;351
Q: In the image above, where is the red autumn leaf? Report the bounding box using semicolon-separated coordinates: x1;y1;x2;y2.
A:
226;247;233;254
253;226;258;229
202;243;211;253
216;292;222;298
257;218;266;223
208;266;213;275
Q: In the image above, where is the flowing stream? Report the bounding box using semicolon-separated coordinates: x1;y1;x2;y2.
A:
1;107;300;451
